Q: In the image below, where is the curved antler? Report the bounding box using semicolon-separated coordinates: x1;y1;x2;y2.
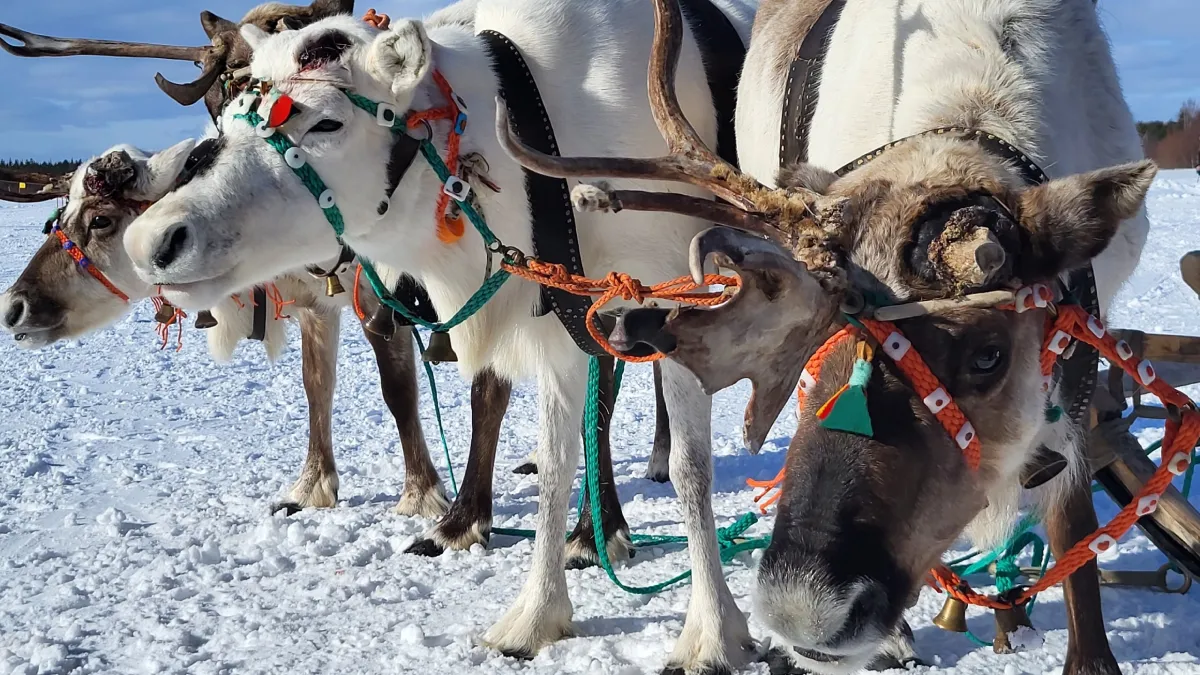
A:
155;41;230;106
494;0;833;239
0;23;214;60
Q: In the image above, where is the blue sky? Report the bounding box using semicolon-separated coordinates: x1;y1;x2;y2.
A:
1;0;1197;161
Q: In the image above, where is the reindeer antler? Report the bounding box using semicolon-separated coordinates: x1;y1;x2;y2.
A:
495;0;836;242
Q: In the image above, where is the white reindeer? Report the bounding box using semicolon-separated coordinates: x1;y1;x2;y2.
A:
122;0;759;671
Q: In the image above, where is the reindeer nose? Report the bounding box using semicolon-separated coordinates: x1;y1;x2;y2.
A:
152;224;191;270
2;293;28;330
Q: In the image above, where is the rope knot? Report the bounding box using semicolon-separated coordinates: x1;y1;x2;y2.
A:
605;272;646;303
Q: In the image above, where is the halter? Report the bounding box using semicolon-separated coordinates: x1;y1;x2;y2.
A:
44;207;130;303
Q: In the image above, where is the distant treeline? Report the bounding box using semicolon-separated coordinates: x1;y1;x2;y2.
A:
0;158;80;178
1139;100;1200;169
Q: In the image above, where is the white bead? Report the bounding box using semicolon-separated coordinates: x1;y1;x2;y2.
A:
1087;315;1106;339
443;176;471;201
1041;374;1054;393
1032;283;1052;308
1015;287;1034;313
882;332;911;360
1136;360;1156;386
923;387;950;414
798;369;816;396
231;93;255;115
376;102;399;127
1088;534;1117;555
319;190;335;209
1136;494;1160;517
284;147;307;169
1167;452;1191;476
255;120;275;138
955;422;976;450
1048;330;1072;355
1115;340;1134;361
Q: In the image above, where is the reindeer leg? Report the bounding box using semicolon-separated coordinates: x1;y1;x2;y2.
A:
407;368;512;555
659;359;754;674
357;321;449;519
275;307;341;513
646;360;672;483
484;355;583;657
565;354;633;569
1047;471;1121;675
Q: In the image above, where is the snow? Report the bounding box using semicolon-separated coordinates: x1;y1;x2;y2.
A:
1;171;1199;674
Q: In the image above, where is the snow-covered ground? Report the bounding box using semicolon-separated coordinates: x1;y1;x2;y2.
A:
0;170;1198;675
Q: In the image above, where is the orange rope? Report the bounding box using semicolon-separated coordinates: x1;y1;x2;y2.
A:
501;258;737;361
150;295;186;352
408;70;466;244
53;227;128;302
263;283;295;320
929;304;1199;609
352;264;367;321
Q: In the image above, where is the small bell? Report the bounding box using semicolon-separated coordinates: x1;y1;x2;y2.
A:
325;274;346;296
992;588;1034;654
194;310;219;329
363;305;398;340
422;331;458;364
1020;445;1068;489
154;301;177;324
932;596;969;633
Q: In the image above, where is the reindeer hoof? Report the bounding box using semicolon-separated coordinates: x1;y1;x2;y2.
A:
512;461;538;475
866;654;927;671
660;665;732;675
270;501;303;517
762;647;809;675
405;538;446;557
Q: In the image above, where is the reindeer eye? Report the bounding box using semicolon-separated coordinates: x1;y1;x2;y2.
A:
89;215;114;230
971;346;1004;374
311;119;343;133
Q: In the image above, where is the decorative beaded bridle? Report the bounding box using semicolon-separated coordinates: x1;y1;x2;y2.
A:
44;206;131;303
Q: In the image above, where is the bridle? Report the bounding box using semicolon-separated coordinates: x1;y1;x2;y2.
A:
44;204;136;303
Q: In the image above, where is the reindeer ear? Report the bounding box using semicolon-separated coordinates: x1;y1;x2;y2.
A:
200;11;237;40
367;19;432;101
776;162;838;194
240;24;270;50
1014;160;1156;281
126;139;196;202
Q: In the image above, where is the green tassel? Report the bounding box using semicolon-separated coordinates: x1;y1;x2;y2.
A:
818;357;874;437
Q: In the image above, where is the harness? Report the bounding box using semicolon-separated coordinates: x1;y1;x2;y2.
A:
482;0;746;355
44;211;130;303
779;1;1100;427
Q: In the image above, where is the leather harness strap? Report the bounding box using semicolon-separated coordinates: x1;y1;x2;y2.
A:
249;285;268;342
480;29;601;353
779;0;845;166
480;1;746;355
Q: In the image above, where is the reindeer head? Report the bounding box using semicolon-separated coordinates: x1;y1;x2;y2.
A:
123;14;435;309
498;0;1156;671
0;0;356;119
0;141;194;347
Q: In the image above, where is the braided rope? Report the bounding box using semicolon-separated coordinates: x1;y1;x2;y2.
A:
52;226;129;302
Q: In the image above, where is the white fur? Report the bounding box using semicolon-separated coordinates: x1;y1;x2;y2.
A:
122;1;757;668
738;0;1146;666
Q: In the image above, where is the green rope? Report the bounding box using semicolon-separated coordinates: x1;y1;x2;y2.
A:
412;330;458;495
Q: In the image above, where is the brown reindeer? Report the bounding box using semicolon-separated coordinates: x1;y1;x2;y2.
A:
499;0;1156;671
0;0;673;566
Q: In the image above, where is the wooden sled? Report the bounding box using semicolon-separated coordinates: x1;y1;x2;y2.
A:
1089;252;1200;580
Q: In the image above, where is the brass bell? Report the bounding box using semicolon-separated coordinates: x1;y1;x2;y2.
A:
422;331;458;364
154;301;177;324
325;274;346;297
363;305;398;340
932;596;969;633
992;589;1033;654
194;310;219;329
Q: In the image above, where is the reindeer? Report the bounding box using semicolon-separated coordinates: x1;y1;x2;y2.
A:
497;0;1155;672
0;143;459;517
117;0;757;669
0;0;674;563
